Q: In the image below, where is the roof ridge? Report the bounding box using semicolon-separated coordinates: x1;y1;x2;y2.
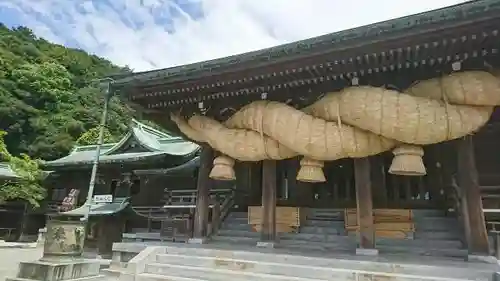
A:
131;118;173;139
73;143;117;152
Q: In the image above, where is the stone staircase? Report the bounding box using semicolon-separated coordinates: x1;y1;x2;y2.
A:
112;244;497;281
212;208;467;258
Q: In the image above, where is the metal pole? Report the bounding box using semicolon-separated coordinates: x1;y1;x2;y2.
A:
81;78;113;222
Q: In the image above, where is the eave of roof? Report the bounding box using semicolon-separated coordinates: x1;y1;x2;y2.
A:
109;0;499;88
61;197;130;217
133;155;200;175
0;163;20;180
42;119;199;168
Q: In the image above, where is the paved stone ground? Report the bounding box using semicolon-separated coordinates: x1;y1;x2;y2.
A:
0;246;43;281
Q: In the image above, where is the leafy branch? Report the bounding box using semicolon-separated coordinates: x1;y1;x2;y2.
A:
76;126;116;146
0;131;46;207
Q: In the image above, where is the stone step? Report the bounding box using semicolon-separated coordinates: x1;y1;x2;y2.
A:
228;212;248;218
155;248;495;281
220;222;253;231
151;255;394;281
378;245;468;258
277;239;467;258
224;217;247;223
412;210;451;218
216;230;462;249
307;210;344;221
277;239;354;252
299;226;346;235
211;235;259;245
414;216;457;223
217;228;462;250
145;263;325;281
415;220;460;231
415;230;462;240
285;233;463;249
303;220;345;228
137;273;206;281
217;229;260;238
7;276;108;281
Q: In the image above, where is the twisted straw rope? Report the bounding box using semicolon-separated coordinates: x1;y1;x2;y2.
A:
172;71;498;164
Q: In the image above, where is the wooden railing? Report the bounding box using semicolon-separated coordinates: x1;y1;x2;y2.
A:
487;220;500;258
162;188;234;205
129;187;236;240
208;188;236;237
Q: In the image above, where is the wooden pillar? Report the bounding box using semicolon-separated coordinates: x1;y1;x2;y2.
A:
248;162;262;206
286;158;299;204
354;158;376;254
193;145;214;239
259;160;277;244
370;155;387;207
456;136;489;256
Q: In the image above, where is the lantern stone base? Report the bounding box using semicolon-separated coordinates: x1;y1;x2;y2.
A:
7;258;105;281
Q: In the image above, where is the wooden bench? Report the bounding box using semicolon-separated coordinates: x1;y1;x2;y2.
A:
248;206;305;233
344;209;415;239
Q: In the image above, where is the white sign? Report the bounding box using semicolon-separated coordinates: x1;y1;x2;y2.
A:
93;194;113;203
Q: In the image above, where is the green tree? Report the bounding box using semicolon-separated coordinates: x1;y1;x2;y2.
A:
76;127;117;146
0;131;46;207
0;25;136;160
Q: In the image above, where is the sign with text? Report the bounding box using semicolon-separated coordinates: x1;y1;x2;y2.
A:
93;194;113;203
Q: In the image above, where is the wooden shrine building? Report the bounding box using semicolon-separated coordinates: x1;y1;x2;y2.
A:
39;119;202;255
108;0;500;261
0;162;24;240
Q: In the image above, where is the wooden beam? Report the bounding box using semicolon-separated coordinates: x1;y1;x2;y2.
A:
456;136;490;255
354;158;376;250
192;145;214;239
260;160;277;242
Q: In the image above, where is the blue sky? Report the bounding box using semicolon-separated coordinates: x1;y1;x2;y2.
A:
0;0;468;71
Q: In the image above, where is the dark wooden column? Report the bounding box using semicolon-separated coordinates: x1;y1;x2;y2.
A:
354;158;376;254
247;162;261;206
259;160;277;244
456;136;489;256
193;145;214;239
370;155;387;207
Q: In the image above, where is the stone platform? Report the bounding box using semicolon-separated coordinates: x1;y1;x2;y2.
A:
6;258;105;281
105;242;500;281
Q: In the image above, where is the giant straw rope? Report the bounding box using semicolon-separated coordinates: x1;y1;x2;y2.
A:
171;71;500;182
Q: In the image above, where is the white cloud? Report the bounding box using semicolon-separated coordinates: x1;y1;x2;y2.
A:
1;0;468;71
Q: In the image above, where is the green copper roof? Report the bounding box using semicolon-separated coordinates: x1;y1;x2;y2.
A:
62;197;130;217
134;155;200;176
0;163;20;180
42;119;199;168
110;0;499;88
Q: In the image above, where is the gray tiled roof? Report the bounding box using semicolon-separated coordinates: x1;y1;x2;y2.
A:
0;162;20;180
43;119;199;168
61;197;130;216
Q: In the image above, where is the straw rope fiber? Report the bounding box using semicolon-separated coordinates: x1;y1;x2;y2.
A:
171;71;500;182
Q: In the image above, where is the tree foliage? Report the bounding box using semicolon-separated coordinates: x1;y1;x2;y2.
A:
0;131;45;207
0;24;133;160
76;127;117;146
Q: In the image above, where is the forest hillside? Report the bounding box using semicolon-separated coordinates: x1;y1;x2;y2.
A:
0;25;134;160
